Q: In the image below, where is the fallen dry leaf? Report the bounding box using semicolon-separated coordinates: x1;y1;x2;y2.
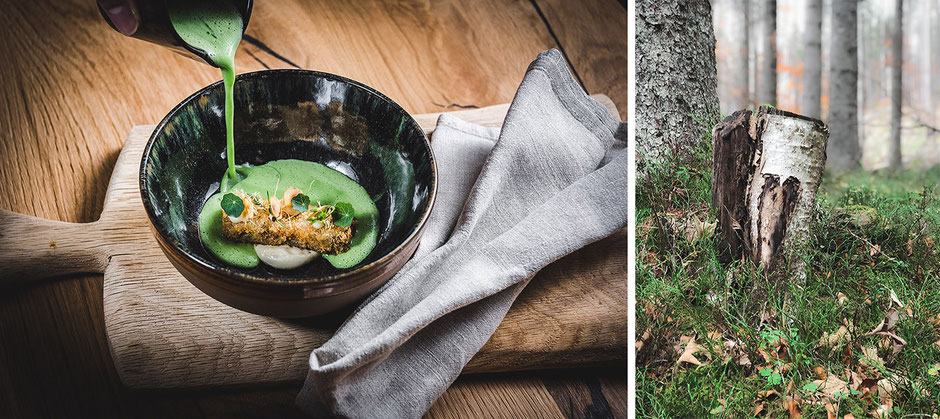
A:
819;326;852;347
871;399;893;418
815;366;827;380
844;414;855;419
889;289;905;308
869;309;900;333
811;374;849;404
825;403;838;419
864;309;908;346
875;377;901;403
857;376;880;398
722;338;751;366
666;212;716;244
754;390;781;416
636;328;651;352
676;337;708;366
784;397;802;418
841;345;854;366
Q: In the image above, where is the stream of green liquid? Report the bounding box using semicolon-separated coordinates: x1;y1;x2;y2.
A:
168;0;242;186
169;1;378;269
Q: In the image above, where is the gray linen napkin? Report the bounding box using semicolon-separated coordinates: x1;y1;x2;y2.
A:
296;49;628;418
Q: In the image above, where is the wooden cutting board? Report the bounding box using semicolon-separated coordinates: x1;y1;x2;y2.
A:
0;95;626;389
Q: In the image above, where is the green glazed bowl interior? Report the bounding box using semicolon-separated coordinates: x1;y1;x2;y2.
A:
141;69;435;285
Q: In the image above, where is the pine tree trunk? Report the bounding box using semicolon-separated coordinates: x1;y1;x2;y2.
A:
713;107;829;281
758;0;776;106
802;0;822;119
714;0;750;114
888;0;904;169
636;0;719;166
828;0;860;172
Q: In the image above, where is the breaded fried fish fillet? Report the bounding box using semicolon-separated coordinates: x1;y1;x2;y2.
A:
221;187;354;255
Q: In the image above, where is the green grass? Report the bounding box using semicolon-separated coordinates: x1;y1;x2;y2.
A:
637;136;940;417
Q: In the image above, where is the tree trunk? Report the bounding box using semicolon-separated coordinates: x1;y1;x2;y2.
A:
758;0;776;106
858;2;866;152
713;107;829;281
714;0;750;114
636;0;719;166
888;0;904;169
927;0;940;133
747;0;757;108
802;0;822;119
828;0;860;172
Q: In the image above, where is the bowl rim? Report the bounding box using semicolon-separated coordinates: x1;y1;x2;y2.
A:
140;68;437;288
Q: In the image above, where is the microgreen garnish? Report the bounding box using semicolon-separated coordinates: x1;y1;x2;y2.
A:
292;193;310;213
220;193;244;217
306;204;333;223
333;201;355;227
307;211;329;222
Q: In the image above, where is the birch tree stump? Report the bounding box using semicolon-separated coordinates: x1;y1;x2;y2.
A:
713;107;829;280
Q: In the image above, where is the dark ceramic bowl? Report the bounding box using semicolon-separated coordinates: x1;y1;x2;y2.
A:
140;70;436;318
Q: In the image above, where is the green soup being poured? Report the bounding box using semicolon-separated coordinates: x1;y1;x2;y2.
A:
169;0;378;270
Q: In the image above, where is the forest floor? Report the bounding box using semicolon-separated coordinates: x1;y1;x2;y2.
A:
636;129;940;417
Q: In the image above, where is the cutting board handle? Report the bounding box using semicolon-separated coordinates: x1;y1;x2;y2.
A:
0;210;108;287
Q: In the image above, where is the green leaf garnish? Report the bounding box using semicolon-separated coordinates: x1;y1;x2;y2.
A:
221;193;245;217
333;201;355;228
292;193;310;213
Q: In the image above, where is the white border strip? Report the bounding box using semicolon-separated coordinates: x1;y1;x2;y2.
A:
627;0;637;417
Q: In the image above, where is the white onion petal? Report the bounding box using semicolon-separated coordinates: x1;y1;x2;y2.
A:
254;244;319;269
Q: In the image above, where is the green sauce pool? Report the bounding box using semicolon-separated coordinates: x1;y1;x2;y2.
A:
169;1;378;270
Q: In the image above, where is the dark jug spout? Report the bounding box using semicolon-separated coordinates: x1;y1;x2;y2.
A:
97;0;252;67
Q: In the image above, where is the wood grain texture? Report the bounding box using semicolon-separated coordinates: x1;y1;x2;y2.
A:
533;0;628;120
427;374;564;419
0;0;625;416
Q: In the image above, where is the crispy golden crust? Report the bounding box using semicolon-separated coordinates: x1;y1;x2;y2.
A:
220;190;354;255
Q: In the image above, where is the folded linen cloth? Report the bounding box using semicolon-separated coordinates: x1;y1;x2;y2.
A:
296;49;628;418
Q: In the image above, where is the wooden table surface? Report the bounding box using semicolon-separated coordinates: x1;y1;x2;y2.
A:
0;0;626;417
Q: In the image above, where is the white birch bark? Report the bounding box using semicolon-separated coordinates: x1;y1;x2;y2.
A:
747;110;828;277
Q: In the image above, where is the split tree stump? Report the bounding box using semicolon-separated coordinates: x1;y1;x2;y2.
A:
712;106;829;280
